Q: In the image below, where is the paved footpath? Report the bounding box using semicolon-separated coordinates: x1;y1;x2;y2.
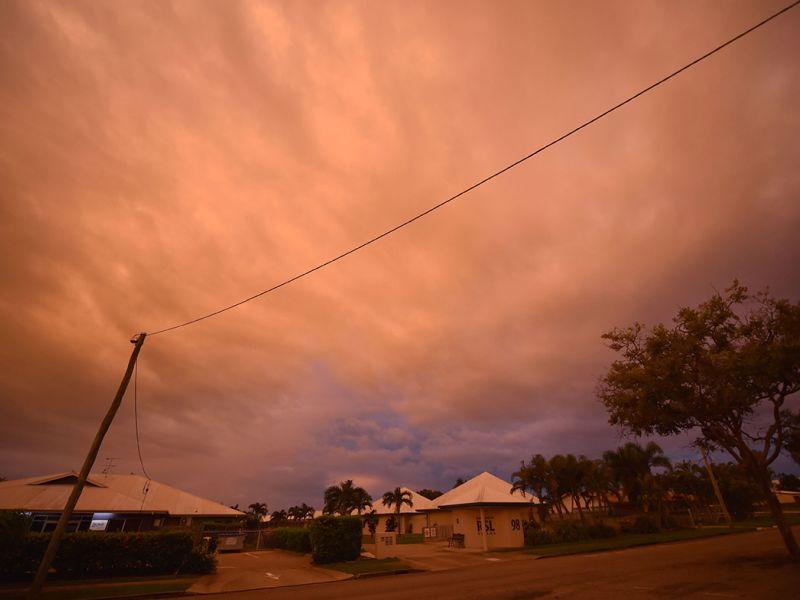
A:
204;526;800;599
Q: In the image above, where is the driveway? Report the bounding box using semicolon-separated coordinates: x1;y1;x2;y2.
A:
203;526;800;599
188;550;351;594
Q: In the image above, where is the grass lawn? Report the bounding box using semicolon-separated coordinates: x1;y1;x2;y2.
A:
324;558;411;576
0;576;197;600
527;513;800;558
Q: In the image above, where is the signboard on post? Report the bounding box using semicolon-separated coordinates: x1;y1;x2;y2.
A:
375;532;397;559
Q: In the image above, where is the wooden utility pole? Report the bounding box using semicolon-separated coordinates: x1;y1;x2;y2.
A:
28;333;147;599
700;445;732;526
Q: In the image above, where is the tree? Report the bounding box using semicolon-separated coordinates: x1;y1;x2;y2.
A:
599;282;800;557
452;478;467;488
416;489;443;500
382;488;413;534
552;454;590;524
351;488;373;515
384;514;397;532
270;509;287;524
323;480;372;515
287;503;314;522
362;510;379;537
246;502;268;528
602;442;671;511
511;454;551;522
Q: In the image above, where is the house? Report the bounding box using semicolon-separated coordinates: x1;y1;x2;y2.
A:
367;472;535;550
774;489;800;505
0;472;244;533
425;472;534;550
361;488;437;535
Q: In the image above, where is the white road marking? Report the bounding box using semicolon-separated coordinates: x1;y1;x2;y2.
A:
265;572;280;580
244;552;259;557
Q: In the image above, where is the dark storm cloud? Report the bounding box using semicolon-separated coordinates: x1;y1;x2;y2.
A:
1;0;799;507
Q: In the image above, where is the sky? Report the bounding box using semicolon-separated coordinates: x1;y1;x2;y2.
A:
1;0;799;511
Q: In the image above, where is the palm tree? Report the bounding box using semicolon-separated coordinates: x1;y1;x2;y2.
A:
299;502;315;520
382;487;413;534
323;480;372;515
248;502;268;517
603;442;671;510
352;488;373;515
270;509;287;524
554;454;589;524
511;454;550;523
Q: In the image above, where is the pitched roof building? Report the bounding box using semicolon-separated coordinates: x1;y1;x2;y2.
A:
0;472;243;533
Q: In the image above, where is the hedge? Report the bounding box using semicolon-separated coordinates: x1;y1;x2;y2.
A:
263;527;311;553
0;529;215;581
308;516;362;564
524;521;617;546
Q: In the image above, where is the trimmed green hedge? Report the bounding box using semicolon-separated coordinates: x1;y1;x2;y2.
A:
0;529;215;580
308;516;362;564
263;527;311;553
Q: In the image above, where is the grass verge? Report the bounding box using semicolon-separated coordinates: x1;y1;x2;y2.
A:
0;576;196;600
527;514;800;558
324;558;410;576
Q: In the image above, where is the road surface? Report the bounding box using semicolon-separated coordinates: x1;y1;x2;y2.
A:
203;526;800;599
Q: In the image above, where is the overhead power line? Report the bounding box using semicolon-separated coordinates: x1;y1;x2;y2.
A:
133;358;151;480
148;0;800;337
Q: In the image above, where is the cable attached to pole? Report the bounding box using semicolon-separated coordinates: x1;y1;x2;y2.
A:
134;357;151;481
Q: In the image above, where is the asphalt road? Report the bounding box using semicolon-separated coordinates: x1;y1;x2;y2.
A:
202;526;800;599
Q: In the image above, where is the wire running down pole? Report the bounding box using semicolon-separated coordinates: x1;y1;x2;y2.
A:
27;333;147;599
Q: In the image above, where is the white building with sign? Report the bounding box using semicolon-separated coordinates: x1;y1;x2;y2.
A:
424;472;533;550
366;472;536;551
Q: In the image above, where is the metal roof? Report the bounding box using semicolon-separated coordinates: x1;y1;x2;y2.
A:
0;472;244;517
368;487;437;515
433;471;536;508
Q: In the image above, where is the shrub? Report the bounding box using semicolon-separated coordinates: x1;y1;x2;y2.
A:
264;527;311;553
524;527;554;546
625;515;661;534
524;520;617;546
0;530;215;581
308;516;362;564
551;521;590;543
586;522;616;539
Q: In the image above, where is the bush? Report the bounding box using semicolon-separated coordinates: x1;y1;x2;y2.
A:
551;521;590;543
308;516;362;564
586;522;616;539
524;527;555;546
0;529;215;581
625;515;661;534
264;527;311;553
524;520;617;546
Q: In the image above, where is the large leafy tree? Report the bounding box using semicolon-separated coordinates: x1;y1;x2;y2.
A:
599;282;800;557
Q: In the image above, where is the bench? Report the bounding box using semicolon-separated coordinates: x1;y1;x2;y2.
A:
448;533;465;548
